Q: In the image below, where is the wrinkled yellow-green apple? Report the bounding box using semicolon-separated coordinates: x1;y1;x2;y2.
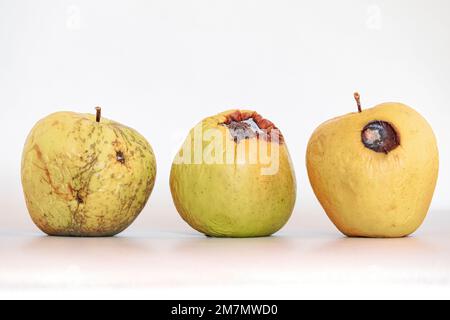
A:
170;110;297;238
21;108;156;237
306;93;439;238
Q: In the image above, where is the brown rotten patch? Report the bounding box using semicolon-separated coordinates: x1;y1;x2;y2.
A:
221;110;284;144
361;121;400;154
116;151;126;164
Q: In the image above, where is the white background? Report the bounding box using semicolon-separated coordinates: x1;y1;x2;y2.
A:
1;0;450;300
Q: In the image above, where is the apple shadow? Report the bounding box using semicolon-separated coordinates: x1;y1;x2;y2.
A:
16;234;153;264
303;235;439;268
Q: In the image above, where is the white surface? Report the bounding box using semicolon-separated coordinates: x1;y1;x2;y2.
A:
1;0;450;299
2;211;450;300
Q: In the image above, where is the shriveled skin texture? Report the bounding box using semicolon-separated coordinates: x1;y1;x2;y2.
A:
306;103;439;238
21;112;156;237
170;110;297;238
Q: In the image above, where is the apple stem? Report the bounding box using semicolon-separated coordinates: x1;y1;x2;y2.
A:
95;107;102;123
354;92;362;113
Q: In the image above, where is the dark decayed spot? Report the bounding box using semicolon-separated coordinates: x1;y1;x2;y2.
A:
116;151;126;164
226;121;257;143
361;121;400;154
76;193;84;204
221;110;284;144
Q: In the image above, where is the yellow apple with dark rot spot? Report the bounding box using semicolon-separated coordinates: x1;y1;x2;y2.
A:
306;93;439;238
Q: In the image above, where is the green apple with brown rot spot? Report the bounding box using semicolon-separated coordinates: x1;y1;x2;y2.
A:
170;109;297;238
21;107;157;237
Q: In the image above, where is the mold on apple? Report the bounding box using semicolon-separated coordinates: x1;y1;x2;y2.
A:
362;121;399;154
354;92;400;154
221;110;284;144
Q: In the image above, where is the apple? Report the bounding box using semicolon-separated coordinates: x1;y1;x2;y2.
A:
306;93;439;238
170;110;297;238
21;107;157;237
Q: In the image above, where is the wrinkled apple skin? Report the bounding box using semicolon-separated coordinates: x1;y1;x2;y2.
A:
170;110;297;238
307;103;439;238
21;111;156;237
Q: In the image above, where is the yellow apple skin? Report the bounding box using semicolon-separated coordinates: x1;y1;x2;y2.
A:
306;103;439;238
170;110;297;238
21;111;156;237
